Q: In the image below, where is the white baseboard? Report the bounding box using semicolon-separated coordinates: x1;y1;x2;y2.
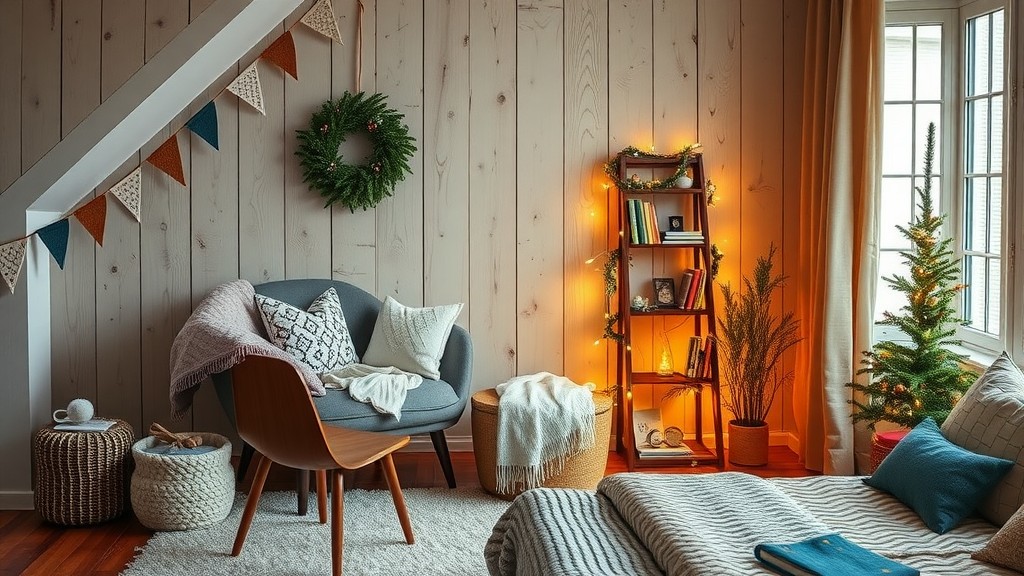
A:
0;491;35;510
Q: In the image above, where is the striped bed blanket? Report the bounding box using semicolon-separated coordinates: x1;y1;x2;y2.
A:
485;472;1014;576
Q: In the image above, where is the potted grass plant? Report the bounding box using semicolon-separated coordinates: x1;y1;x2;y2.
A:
717;244;801;466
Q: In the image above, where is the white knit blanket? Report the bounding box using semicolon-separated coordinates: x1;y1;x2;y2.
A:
320;364;423;419
494;372;596;494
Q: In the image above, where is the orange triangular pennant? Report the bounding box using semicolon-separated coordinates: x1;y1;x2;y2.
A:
146;135;186;186
260;31;298;80
73;195;108;246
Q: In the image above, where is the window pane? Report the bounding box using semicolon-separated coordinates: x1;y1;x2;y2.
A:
991;94;1003;171
964;255;987;331
990;176;1002;254
964;177;988;252
884;104;914;174
876;251;908;322
988;258;1001;336
886;26;914;100
966;98;989;173
915;104;941;174
916;26;943;100
968;14;991;96
881;178;913;249
992;10;1004;91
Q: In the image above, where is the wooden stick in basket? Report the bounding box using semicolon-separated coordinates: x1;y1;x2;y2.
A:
149;422;203;449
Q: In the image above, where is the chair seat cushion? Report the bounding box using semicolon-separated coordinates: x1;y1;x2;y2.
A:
313;378;461;432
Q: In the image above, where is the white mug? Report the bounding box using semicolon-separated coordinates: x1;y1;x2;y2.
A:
53;398;95;424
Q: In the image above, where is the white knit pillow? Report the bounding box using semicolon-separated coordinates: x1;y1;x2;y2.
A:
255;287;359;374
362;296;463;380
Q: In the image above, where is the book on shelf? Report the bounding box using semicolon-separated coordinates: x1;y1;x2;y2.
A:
633;408;693;457
685;335;702;377
627;199;641;244
700;337;715;379
684;269;704;309
662;230;703;238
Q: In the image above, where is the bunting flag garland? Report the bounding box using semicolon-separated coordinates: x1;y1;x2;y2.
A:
0;5;361;291
186;102;219;150
37;219;70;270
260;31;298;80
0;238;27;294
301;0;343;45
110;167;143;221
146;134;187;186
226;62;266;115
74;195;108;246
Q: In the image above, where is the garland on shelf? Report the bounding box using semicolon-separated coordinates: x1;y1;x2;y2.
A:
603;144;701;190
603;312;623;343
296;91;416;212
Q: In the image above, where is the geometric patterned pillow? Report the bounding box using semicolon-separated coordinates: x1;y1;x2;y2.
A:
941;352;1024;526
254;287;359;375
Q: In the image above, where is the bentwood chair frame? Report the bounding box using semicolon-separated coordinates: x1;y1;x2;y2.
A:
229;354;414;576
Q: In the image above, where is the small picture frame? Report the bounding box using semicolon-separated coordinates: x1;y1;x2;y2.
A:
668;215;684;232
652;278;676;308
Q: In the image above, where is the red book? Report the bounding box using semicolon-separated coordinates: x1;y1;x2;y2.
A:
685;269;703;309
700;337;714;378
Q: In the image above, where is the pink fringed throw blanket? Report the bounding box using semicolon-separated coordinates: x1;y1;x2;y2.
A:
168;279;326;419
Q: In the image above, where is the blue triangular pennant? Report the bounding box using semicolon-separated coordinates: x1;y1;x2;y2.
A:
37;219;70;270
186;101;219;150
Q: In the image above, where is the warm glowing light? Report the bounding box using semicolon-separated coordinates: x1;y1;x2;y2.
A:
626;390;633;400
602;183;611;190
590;210;596;217
650;144;656;152
626;345;632;351
593;339;601;346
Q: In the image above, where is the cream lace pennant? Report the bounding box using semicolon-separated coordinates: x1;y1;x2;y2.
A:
301;0;343;45
109;167;142;222
227;62;266;115
0;238;27;294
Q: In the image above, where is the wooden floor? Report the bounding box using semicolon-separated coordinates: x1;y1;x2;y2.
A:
0;446;812;575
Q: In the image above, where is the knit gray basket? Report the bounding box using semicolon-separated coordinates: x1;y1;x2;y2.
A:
130;433;234;531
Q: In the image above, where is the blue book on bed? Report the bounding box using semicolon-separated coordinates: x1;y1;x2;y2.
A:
754;533;919;576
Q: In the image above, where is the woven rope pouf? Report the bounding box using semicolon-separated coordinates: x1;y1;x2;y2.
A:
130;433;234;531
33;419;135;525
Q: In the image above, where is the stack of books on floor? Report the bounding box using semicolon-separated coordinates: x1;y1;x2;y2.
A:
660;230;704;245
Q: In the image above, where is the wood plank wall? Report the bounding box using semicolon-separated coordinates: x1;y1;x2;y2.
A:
7;0;808;446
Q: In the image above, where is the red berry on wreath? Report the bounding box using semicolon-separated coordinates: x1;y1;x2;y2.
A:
367;120;378;132
372;163;381;173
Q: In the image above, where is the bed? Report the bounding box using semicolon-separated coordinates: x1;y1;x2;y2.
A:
484;471;1014;575
487;354;1024;576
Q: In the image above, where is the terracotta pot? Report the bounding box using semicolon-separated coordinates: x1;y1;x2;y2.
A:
728;420;769;466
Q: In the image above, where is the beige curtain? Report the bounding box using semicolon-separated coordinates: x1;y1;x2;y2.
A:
793;0;883;474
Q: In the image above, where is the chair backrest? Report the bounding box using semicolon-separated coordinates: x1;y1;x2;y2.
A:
231;354;338;471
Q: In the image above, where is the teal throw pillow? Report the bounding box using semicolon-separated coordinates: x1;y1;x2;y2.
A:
864;417;1013;534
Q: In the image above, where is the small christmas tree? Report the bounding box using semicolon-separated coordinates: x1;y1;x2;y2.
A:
849;122;976;429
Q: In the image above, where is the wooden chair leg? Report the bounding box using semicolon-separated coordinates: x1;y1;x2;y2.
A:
296;469;310;516
331;469;344;576
316;470;328;524
232;454;272;556
380;453;414;544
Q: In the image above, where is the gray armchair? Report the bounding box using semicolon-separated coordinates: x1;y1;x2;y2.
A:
211;279;472;512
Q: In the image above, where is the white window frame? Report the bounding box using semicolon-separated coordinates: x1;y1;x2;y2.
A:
881;0;1018;366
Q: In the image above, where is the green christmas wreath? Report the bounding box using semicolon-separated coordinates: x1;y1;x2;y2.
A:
296;91;416;212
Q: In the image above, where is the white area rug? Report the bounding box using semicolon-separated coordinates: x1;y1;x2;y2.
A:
121;488;512;576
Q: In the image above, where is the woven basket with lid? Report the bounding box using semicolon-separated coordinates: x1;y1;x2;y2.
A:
130;433;234;531
471;388;612;500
